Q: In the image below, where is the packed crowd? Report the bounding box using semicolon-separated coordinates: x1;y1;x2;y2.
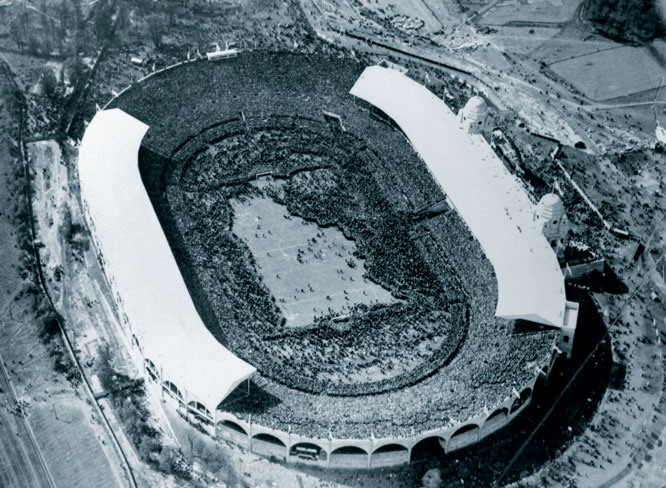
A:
115;51;560;438
166;122;468;396
175;116;343;189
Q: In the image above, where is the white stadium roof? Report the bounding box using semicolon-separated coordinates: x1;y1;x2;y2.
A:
79;109;255;412
351;66;567;328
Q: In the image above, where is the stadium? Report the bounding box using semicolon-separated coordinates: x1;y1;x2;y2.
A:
78;51;578;469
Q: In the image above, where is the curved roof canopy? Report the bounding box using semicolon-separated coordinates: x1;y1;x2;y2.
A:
78;109;255;411
351;67;568;327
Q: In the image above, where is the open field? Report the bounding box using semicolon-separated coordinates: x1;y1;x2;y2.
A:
549;45;666;101
0;143;21;309
28;401;122;488
484;26;562;55
529;34;618;65
232;192;397;328
478;0;580;26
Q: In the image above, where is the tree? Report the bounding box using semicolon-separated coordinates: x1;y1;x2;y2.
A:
93;0;115;41
38;67;58;99
62;57;87;88
147;14;166;48
10;17;25;49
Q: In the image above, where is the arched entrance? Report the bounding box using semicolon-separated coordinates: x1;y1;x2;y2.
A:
371;444;409;468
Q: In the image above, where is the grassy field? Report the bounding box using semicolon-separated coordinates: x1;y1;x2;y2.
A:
28;401;123;488
478;0;580;25
549;45;665;101
232;193;397;328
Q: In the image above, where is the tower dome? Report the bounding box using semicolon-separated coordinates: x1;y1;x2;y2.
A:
535;193;566;248
459;96;488;133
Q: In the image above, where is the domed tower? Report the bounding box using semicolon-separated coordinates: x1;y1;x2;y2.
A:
459;95;488;134
535;193;566;251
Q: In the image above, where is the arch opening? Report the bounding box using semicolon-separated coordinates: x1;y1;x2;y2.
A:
331;446;368;455
487;407;508;422
251;432;287;459
371;443;410;468
162;380;183;402
373;444;408;454
187;401;212;423
330;446;369;469
482;408;509;437
144;358;159;382
217;419;249;445
447;423;480;452
218;419;247;435
252;433;285;447
511;387;532;414
410;436;444;463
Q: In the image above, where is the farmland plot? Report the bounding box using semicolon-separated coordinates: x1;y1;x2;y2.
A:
549;45;666;101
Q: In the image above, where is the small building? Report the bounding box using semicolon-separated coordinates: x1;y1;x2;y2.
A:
558;301;579;358
458;95;488;134
535;193;566;252
206;41;239;61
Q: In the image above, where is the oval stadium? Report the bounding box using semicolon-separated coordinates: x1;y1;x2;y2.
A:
78;51;578;469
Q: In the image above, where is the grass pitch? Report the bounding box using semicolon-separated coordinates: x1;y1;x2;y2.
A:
549;45;665;101
232;194;397;328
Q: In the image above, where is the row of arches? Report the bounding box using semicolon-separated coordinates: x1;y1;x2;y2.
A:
216;387;532;468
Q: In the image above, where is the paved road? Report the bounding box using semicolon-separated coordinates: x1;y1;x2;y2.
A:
0;350;54;488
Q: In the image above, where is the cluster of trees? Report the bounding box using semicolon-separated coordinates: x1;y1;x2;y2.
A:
584;0;665;43
7;0;116;56
96;346;193;480
34;302;81;386
59;205;89;256
4;143;37;282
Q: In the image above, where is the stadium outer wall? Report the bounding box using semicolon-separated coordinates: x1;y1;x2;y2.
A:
88;53;564;470
142;353;551;469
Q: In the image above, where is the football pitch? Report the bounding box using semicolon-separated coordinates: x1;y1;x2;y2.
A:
232;195;397;328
